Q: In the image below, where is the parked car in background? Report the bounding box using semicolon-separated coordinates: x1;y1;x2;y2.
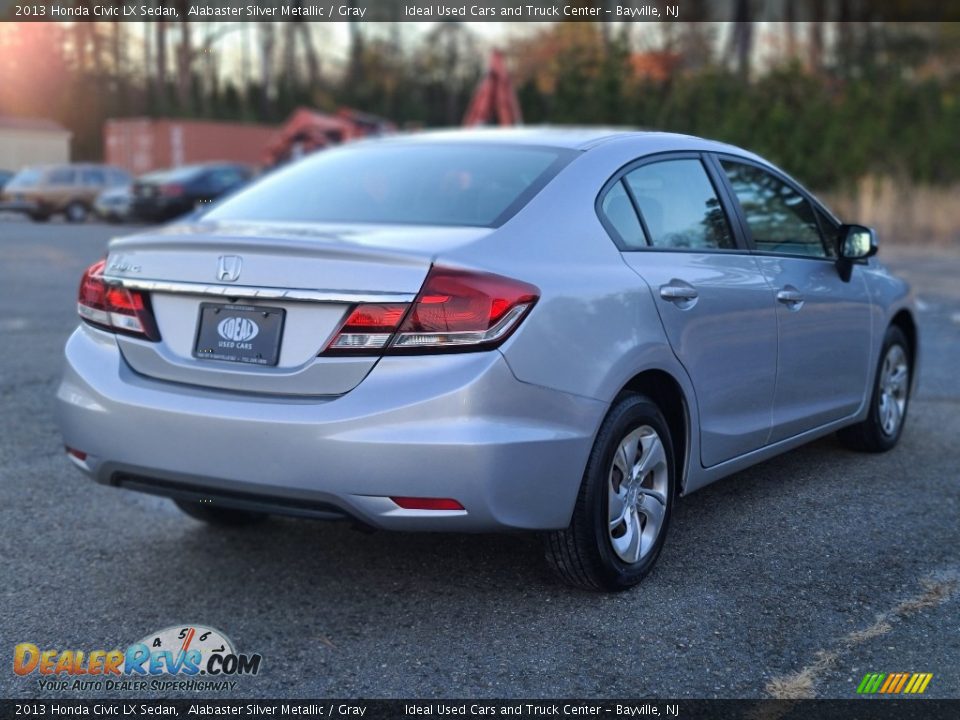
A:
56;130;918;591
94;184;133;223
130;163;253;223
0;169;14;191
0;164;130;222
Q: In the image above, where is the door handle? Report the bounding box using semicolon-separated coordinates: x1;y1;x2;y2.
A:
776;286;804;308
659;284;699;301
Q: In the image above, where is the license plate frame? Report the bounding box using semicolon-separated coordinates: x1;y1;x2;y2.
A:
193;303;285;366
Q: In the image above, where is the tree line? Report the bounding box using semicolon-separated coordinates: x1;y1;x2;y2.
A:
0;18;957;190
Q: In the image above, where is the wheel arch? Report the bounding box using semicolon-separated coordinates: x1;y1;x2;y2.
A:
890;308;917;365
617;369;691;497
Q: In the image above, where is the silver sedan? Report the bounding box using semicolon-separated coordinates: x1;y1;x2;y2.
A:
56;129;918;590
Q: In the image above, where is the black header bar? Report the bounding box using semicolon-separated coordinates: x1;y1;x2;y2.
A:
2;0;959;22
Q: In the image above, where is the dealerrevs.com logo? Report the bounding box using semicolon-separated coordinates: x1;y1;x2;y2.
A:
13;625;262;693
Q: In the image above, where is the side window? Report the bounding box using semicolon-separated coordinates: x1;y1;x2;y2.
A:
207;168;244;193
600;180;646;249
48;168;77;185
721;161;827;258
623;159;735;250
107;169;130;186
81;168;107;186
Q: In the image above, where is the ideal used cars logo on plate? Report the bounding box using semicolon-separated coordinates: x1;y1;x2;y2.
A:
13;624;262;693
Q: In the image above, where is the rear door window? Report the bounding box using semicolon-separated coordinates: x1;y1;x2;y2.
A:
81;168;107;187
622;159;735;251
48;168;77;185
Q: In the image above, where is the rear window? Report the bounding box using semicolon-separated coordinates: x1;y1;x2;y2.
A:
205;143;574;227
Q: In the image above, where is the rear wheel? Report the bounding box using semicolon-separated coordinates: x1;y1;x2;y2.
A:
838;325;911;453
174;499;266;526
64;201;89;223
545;394;675;591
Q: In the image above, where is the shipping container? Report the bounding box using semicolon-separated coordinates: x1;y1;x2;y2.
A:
104;118;277;175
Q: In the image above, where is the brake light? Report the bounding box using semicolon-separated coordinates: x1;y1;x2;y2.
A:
160;183;184;198
323;266;539;355
77;259;160;341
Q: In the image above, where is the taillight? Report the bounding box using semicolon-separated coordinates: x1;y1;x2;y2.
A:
77;259;160;341
160;183;184;198
323;266;539;355
327;303;409;352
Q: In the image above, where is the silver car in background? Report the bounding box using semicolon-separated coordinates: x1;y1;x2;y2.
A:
56;129;918;590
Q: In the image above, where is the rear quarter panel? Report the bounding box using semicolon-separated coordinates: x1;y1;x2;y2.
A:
437;136;702;406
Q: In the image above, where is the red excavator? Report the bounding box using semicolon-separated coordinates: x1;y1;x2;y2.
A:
462;50;523;127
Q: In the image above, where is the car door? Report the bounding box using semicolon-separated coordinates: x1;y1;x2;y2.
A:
715;156;873;442
46;167;77;209
601;154;779;467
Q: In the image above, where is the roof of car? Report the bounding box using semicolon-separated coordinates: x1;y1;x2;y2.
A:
374;126;752;156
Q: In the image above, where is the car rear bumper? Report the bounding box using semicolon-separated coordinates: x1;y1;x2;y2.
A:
56;326;606;531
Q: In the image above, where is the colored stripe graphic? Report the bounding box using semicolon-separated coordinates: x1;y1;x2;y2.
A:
892;673;910;693
857;672;933;694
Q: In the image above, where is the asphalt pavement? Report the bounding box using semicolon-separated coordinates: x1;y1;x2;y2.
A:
1;217;957;700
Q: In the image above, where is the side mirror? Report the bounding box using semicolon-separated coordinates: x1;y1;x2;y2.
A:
836;224;877;282
839;224;878;260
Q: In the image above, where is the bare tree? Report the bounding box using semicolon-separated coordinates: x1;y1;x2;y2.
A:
783;1;798;62
809;0;827;72
155;7;168;108
175;10;193;112
726;0;754;79
259;22;276;120
297;23;321;93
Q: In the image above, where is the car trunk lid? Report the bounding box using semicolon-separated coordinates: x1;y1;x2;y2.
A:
104;221;490;395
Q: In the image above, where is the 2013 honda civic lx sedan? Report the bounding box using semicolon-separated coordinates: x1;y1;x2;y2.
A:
56;129;919;590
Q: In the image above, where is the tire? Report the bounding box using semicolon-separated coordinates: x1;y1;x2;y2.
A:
838;325;911;453
174;499;267;526
545;394;676;591
64;201;89;223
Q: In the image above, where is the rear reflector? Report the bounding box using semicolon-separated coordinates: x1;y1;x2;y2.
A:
65;447;87;461
323;266;538;355
390;497;465;511
77;259;160;341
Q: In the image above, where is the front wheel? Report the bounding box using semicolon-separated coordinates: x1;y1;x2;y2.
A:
545;394;675;591
837;325;912;453
174;499;267;526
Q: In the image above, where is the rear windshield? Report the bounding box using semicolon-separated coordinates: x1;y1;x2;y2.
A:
205;143;574;227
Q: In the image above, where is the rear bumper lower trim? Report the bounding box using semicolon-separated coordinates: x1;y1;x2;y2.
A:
112;472;353;522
